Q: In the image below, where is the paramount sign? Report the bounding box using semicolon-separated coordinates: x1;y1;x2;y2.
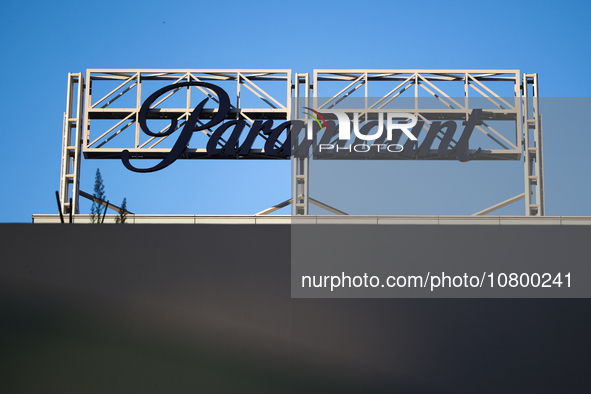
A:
123;81;487;173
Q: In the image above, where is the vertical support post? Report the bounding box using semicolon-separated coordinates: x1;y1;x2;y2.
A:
59;73;84;216
292;73;310;215
522;73;544;216
292;156;309;215
135;72;141;148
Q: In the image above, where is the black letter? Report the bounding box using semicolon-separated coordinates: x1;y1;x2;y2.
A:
122;82;230;172
456;109;483;162
207;120;247;156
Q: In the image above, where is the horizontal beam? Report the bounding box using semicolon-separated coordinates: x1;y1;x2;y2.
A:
87;108;289;120
315;69;519;75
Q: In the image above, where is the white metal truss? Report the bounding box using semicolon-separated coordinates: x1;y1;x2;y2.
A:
83;69;291;159
312;70;522;160
308;70;542;216
58;69;544;217
522;74;544;216
292;73;310;215
59;73;84;215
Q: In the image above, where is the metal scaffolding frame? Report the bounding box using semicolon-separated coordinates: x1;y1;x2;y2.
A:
292;73;310;215
58;69;544;217
59;73;84;215
311;69;523;160
82;69;292;159
522;73;544;216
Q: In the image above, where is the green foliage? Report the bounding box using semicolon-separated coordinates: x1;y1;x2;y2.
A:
115;198;128;224
90;169;106;223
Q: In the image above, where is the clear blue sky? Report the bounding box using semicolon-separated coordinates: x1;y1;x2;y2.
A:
1;0;590;222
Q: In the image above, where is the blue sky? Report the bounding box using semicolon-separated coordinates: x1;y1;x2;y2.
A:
1;0;590;221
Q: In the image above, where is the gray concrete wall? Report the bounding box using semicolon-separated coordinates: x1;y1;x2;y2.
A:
0;224;588;393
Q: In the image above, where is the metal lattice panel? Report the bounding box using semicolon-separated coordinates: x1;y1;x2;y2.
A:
311;70;523;160
58;69;544;216
83;69;292;159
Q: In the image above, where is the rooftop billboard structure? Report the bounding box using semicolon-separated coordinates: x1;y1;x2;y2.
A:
59;69;543;217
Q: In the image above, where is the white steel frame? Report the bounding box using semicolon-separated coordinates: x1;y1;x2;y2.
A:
522;73;544;216
59;73;84;215
292;73;310;215
83;69;291;159
312;70;523;160
59;69;544;217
